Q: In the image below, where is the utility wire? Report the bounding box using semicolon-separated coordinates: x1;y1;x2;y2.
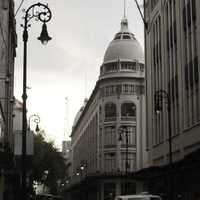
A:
15;0;25;17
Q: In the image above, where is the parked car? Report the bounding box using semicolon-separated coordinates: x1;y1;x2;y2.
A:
115;192;162;200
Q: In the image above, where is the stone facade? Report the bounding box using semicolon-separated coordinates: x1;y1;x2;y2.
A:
65;17;146;200
144;0;200;167
0;0;17;199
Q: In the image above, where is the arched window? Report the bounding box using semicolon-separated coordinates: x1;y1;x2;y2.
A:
121;103;136;121
105;102;117;121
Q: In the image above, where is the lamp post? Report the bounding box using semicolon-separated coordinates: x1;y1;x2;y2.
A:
154;90;172;199
21;3;52;200
80;160;88;177
28;114;40;132
118;126;129;195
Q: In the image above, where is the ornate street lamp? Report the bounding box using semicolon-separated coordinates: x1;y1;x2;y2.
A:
118;126;129;195
154;90;172;164
80;160;88;177
28;114;40;132
21;3;52;200
154;90;172;199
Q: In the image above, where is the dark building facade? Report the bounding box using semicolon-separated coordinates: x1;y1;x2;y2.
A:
144;0;200;199
0;0;17;199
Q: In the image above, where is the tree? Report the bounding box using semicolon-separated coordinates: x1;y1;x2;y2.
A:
31;132;67;194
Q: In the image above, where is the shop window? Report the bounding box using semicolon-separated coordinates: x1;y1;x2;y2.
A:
104;183;115;200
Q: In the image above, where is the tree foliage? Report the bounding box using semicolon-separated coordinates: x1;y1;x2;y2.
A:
31;132;67;194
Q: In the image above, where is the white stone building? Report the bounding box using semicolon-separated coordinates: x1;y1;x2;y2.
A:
65;17;146;200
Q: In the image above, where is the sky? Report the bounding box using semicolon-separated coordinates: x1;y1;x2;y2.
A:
14;0;144;148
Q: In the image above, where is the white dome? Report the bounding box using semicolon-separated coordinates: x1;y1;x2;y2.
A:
104;39;144;63
103;18;144;63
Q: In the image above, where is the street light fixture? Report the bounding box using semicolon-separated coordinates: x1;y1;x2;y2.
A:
154;90;172;199
21;3;52;200
154;90;172;164
76;171;80;176
118;126;129;195
28;114;40;132
80;160;88;177
37;23;52;44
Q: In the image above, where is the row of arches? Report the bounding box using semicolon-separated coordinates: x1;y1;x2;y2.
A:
100;102;136;120
100;62;145;75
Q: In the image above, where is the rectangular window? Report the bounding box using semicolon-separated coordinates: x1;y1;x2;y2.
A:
183;6;187;31
120;126;136;146
133;63;136;71
175;74;178;98
166;29;170;51
104;126;116;146
185;64;189;90
189;61;194;87
140;63;145;72
121;153;136;172
104;154;116;172
158;40;161;61
191;0;196;21
194;56;199;83
170;25;173;47
105;86;109;96
187;1;191;27
173;21;177;44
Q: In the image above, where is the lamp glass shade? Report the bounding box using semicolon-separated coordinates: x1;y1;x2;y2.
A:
37;23;52;45
35;124;40;132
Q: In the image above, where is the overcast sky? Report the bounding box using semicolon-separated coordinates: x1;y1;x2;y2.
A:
14;0;144;148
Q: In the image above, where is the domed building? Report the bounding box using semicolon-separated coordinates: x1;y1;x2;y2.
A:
65;17;147;200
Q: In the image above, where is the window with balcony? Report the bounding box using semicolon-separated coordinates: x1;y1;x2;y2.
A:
121;103;136;121
104;153;116;173
104;126;116;146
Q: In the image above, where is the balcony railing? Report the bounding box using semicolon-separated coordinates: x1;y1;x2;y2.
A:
104;117;117;122
121;116;136;121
